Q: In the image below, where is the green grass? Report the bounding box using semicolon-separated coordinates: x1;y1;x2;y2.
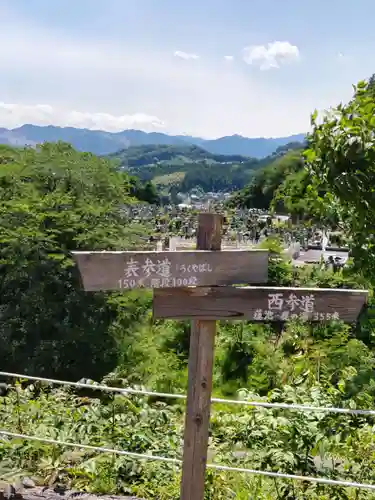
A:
153;171;186;186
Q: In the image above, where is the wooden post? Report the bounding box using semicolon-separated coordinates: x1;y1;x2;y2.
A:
180;213;222;500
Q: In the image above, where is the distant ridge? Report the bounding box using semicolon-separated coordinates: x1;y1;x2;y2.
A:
0;124;305;158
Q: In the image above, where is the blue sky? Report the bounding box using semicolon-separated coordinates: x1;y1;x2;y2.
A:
1;0;374;138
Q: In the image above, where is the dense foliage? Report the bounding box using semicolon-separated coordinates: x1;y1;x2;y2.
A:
305;77;375;277
111;143;306;198
110;144;248;167
0;142;152;380
1;256;375;499
229;148;304;211
112;144;263;195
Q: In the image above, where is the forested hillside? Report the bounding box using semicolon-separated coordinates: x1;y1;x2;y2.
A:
111;142;302;195
110;143;258;193
229;147;305;211
110;144;248;167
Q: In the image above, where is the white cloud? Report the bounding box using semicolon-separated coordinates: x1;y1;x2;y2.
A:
174;50;200;60
224;55;234;62
242;41;300;70
0;102;165;132
0;8;311;138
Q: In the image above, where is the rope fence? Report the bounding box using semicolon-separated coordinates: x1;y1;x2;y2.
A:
1;371;375;492
1;430;375;492
1;370;375;417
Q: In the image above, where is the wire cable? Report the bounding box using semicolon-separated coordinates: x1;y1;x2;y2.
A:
1;371;374;417
0;430;374;491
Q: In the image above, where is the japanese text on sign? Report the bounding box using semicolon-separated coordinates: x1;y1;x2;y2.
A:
253;292;340;321
118;257;213;289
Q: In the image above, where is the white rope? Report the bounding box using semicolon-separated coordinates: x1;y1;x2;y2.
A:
0;430;374;491
0;371;186;401
210;397;375;416
1;371;374;417
206;463;375;490
0;430;180;465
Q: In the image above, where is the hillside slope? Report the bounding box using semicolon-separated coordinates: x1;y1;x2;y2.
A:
229;146;305;209
110;144;261;193
110;144;249;168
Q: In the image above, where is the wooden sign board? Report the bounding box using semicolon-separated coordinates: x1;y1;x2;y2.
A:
72;250;268;291
153;286;368;323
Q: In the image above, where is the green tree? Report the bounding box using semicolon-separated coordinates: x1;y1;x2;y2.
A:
0;142;148;380
229;150;303;209
305;78;375;277
129;177;160;204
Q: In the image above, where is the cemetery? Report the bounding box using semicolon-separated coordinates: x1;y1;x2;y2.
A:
122;202;350;269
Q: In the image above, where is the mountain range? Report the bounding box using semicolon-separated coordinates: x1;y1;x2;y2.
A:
0;124;305;158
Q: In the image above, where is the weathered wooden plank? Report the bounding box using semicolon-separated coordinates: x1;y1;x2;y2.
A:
153;286;368;323
180;213;221;500
72;249;268;291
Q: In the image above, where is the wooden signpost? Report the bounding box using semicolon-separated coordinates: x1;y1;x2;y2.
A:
153;286;366;323
72;248;268;291
73;213;368;500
